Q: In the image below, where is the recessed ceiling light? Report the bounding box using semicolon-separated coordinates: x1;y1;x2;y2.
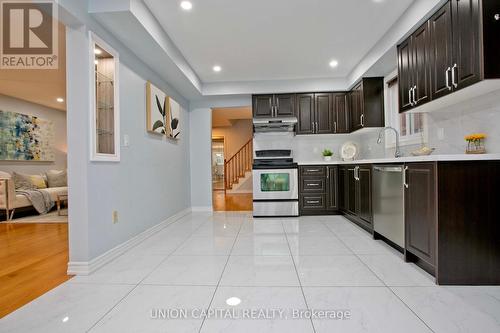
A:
213;65;222;72
180;1;192;10
56;97;64;103
62;316;69;323
94;60;99;65
94;48;102;55
226;297;241;306
329;60;339;68
372;0;385;3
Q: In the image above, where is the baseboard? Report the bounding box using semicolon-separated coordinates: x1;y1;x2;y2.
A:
67;207;191;276
191;206;213;212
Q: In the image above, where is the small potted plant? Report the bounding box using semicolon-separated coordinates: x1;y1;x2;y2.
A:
322;149;333;162
465;133;486;154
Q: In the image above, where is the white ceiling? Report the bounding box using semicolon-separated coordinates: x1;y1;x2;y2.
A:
144;0;414;83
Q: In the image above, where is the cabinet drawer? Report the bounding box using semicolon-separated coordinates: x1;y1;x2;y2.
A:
300;166;326;176
300;195;326;210
301;178;326;193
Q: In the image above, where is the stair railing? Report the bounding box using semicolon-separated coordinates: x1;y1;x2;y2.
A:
224;138;253;190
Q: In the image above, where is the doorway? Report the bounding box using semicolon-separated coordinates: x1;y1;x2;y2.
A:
0;19;71;318
212;137;225;191
211;107;254;211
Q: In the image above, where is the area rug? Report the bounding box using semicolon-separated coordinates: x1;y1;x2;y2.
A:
9;210;68;223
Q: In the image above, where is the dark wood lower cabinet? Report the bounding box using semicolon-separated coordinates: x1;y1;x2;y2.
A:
341;165;373;232
299;161;500;285
404;163;437;273
404;161;500;285
299;165;338;215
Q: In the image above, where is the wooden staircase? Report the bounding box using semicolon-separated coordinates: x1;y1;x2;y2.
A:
224;139;253;190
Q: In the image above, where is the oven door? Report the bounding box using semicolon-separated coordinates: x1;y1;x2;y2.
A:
252;168;298;200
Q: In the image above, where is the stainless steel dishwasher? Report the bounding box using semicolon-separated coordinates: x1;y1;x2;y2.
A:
372;165;405;249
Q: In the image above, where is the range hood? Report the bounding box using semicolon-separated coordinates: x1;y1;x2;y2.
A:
253;116;297;133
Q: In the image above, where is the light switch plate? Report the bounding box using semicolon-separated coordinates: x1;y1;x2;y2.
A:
123;135;130;147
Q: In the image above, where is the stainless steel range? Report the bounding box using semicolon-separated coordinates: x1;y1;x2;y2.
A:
252;149;298;217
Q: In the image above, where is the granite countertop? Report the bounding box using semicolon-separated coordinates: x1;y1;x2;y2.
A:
297;153;500;165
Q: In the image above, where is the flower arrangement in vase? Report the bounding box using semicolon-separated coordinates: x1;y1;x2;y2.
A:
465;133;486;154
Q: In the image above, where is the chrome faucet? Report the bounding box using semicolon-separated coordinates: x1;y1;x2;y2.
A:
377;127;402;158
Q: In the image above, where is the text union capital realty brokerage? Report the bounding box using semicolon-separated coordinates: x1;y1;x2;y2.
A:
151;308;352;320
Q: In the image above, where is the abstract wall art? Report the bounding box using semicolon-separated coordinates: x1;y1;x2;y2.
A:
0;110;55;161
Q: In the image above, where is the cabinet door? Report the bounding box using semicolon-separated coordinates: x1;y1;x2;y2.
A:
405;163;437;266
398;37;414;112
338;166;346;211
333;93;349;133
275;94;296;117
430;2;454;100
296;94;315;134
412;21;432;106
349;85;363;131
252;95;274;118
346;167;357;215
326;166;338;210
451;0;481;90
314;93;333;134
356;166;373;224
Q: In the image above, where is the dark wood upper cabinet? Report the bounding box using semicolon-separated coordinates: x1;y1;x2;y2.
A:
398;21;432;112
412;22;432;106
451;0;481;90
404;163;437;268
400;0;500;112
429;1;455;100
252;94;295;118
296;93;315;134
326;166;338;211
275;94;296;117
350;78;384;131
314;93;333;134
349;84;363;131
252;95;274;118
333;93;349;133
398;38;414;112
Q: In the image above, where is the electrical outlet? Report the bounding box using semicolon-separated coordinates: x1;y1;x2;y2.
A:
112;210;119;224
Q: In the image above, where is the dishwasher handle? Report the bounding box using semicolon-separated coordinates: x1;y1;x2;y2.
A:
373;166;403;173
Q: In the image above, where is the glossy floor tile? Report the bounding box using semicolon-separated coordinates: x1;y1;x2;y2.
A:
220;255;300;287
2;212;499;333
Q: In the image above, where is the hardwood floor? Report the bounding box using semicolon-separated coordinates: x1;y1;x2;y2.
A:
0;223;71;318
212;191;253;211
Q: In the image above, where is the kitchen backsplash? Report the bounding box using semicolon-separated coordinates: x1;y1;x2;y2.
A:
254;90;500;161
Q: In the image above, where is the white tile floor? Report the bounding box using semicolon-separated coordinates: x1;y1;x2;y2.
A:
1;212;499;333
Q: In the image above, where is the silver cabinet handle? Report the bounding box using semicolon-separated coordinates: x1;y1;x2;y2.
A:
307;183;320;186
403;166;409;188
326;166;329;178
354;166;359;181
452;64;458;88
409;88;414;106
306;169;320;172
360;114;364;127
413;85;417;105
334;121;337;133
307;200;320;204
445;67;452;90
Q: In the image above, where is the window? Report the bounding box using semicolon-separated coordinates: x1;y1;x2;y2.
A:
90;32;120;162
384;74;427;147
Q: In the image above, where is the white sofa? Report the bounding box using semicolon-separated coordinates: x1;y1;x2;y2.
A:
0;171;67;221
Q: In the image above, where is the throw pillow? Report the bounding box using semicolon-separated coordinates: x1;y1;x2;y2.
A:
30;174;47;189
46;170;67;188
12;172;36;190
